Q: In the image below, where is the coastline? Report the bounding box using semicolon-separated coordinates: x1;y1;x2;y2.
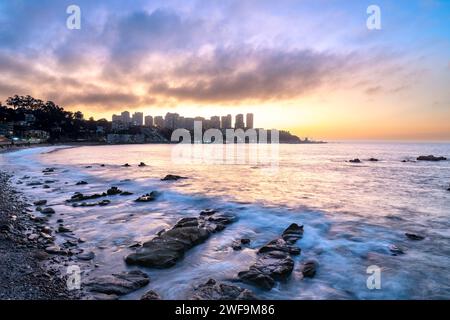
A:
0;171;75;299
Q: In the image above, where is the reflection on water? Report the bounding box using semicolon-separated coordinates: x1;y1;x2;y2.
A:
1;142;449;299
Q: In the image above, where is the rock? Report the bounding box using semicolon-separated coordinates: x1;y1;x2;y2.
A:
85;166;92;168
238;224;303;290
35;206;42;212
45;245;62;254
126;211;235;268
389;244;405;255
120;191;133;196
300;260;318;278
28;233;39;241
200;209;217;216
123;163;131;167
68;192;105;202
58;225;71;233
417;155;447;161
140;290;161;300
138;162;147;167
368;158;379;162
33;200;47;206
100;164;105;167
27;181;43;186
232;243;242;251
76;181;88;185
42;168;55;173
405;233;425;241
41;207;55;215
135;191;158;202
241;238;251;245
161;174;187;181
191;279;257;300
85;270;149;296
349;159;361;163
43;185;50;189
107;186;122;195
77;251;95;261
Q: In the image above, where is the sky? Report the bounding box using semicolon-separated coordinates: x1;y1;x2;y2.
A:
0;0;449;140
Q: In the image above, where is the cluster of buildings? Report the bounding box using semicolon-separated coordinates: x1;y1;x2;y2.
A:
111;111;254;131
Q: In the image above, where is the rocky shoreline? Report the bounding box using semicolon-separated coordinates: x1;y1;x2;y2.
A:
0;171;74;299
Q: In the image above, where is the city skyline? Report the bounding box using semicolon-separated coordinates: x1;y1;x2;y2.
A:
111;110;255;131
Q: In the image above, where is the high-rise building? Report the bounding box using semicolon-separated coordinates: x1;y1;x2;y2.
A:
221;114;232;129
210;116;221;129
144;115;153;127
132;112;143;126
164;112;179;130
246;113;254;129
184;117;195;130
154;116;164;128
112;114;121;122
235;114;244;129
121;111;131;124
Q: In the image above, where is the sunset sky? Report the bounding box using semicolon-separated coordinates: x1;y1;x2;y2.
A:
0;0;449;140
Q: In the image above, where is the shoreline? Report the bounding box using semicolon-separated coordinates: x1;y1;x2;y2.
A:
0;171;75;300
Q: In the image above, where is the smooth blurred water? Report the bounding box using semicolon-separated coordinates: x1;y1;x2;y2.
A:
1;142;449;299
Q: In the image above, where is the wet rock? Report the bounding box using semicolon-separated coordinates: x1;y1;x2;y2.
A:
161;174;187;181
85;270;149;296
28;233;39;241
120;191;133;196
68;192;105;202
232;243;242;251
389;244;405;255
200;209;217;216
140;290;161;300
123;163;131;167
42;168;55;173
76;181;88;185
241;238;251;245
405;233;425;241
416;155;447;161
300;260;318;278
35;206;42;212
368;158;379;162
58;226;71;233
106;186;122;195
349;159;361;163
45;245;62;254
238;224;303;290
77;251;95;261
191;279;257;300
42;185;51;189
135;191;158;202
41;207;55;215
138;162;147;167
126;211;235;268
33;200;47;206
27;181;43;186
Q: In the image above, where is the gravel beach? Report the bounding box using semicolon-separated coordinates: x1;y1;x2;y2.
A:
0;170;74;300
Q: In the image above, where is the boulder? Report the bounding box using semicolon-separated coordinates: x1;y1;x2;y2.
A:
300;260;318;278
238;224;303;290
85;270;149;296
126;211;235;268
389;244;405;255
123;163;131;167
349;159;361;163
140;290;161;300
368;158;379;162
135;191;158;202
41;207;55;215
76;181;88;185
161;174;187;181
107;186;122;195
138;162;147;167
405;233;425;241
416;155;447;161
77;251;95;261
191;279;257;300
34;200;47;206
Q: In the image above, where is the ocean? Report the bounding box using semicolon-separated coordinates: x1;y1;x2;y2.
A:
1;142;449;299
